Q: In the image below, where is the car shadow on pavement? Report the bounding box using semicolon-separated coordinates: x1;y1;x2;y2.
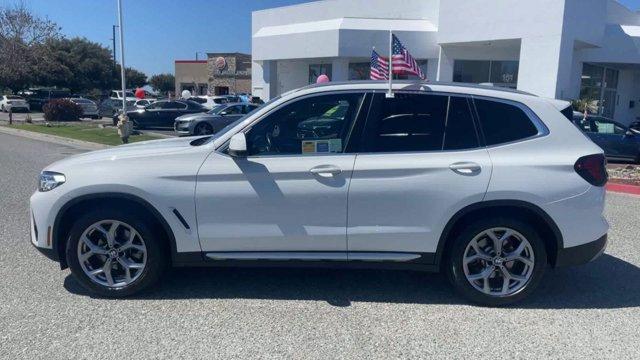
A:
64;254;640;309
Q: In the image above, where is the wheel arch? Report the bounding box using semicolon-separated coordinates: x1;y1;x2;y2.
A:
435;200;563;269
53;193;177;269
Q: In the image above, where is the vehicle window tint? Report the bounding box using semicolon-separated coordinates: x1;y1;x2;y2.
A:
225;105;242;115
245;93;364;156
474;99;538;145
444;97;479;150
165;101;187;110
148;101;164;109
362;93;449;152
573;116;593;132
593;118;625;135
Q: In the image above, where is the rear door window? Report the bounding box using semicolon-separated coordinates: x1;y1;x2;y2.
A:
361;93;479;153
474;98;539;146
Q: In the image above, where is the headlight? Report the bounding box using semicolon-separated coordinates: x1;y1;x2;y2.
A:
39;171;66;192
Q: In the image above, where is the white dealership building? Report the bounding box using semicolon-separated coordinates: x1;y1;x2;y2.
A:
252;0;640;124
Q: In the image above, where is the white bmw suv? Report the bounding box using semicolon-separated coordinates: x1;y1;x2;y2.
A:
30;81;609;305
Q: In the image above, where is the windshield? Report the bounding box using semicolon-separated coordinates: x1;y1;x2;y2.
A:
207;104;226;115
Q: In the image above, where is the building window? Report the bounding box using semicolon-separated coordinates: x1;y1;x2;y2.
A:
453;60;518;88
349;62;370;80
580;63;619;118
349;60;428;81
309;64;332;84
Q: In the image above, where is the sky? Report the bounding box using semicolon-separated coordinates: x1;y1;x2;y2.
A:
4;0;640;77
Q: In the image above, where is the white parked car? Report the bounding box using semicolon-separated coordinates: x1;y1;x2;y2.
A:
190;95;230;110
1;95;30;112
110;90;137;102
30;81;608;305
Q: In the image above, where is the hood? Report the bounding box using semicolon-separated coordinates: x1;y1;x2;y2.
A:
45;136;210;171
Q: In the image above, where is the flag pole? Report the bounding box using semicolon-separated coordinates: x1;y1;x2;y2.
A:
386;30;394;98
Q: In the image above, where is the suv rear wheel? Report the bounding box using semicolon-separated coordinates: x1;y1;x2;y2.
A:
65;207;167;297
446;217;547;306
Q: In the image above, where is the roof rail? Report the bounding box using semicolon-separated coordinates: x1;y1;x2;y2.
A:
298;80;536;96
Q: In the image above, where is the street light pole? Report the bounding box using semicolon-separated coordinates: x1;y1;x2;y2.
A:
112;25;117;71
116;0;126;115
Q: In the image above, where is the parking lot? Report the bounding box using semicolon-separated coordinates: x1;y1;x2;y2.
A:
1;132;639;359
0;111;177;138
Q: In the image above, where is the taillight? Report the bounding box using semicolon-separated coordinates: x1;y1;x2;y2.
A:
574;154;608;187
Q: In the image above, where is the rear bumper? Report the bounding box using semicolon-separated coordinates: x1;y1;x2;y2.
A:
555;234;607;267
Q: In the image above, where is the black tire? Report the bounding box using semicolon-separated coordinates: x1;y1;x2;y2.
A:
132;120;143;130
194;122;213;135
446;217;547;306
65;207;168;297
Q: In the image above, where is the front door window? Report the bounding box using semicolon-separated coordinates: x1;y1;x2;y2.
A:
244;93;364;156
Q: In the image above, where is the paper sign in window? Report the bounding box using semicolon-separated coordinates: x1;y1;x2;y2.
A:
301;139;342;154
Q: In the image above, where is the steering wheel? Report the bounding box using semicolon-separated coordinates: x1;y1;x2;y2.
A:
264;131;273;153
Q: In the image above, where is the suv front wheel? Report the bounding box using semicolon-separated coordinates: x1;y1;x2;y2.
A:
446;217;547;306
65;207;167;297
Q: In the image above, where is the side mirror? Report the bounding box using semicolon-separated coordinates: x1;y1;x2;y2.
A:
228;133;247;157
627;128;640;136
220;111;228;116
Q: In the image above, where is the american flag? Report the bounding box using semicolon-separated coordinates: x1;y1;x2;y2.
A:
392;34;426;80
370;49;389;80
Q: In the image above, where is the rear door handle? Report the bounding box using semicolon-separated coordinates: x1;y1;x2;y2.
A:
309;165;342;177
449;162;482;176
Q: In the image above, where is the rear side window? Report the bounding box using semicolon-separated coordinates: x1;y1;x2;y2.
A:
444;97;479;150
361;93;479;153
474;99;539;146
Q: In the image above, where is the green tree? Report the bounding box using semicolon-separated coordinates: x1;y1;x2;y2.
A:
34;37;114;92
149;73;175;93
0;2;60;91
123;67;147;89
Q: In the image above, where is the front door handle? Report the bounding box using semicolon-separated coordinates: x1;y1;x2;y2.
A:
309;165;342;177
449;162;482;176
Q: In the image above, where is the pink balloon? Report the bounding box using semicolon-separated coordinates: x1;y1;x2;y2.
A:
316;74;330;84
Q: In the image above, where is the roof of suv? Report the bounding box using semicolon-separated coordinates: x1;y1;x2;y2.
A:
297;80;533;95
288;80;571;111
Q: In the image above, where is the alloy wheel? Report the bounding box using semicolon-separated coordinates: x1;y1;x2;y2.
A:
77;220;147;288
462;227;535;297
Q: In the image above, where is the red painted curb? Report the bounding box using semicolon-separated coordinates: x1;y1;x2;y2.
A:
606;182;640;195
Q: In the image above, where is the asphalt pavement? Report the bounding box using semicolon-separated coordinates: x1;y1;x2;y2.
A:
0;132;639;359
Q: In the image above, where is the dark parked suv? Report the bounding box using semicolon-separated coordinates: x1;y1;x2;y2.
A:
572;113;640;163
27;89;71;111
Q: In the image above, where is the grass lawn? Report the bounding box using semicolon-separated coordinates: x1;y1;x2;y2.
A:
4;123;161;146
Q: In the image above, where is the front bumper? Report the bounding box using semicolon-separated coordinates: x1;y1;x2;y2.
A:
174;121;193;135
30;204;59;262
555;234;607;267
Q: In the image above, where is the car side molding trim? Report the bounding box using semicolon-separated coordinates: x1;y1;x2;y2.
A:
205;251;423;262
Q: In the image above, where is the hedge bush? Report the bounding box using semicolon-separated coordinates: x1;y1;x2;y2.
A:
43;99;82;122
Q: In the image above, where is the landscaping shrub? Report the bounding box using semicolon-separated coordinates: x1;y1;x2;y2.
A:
43;99;82;122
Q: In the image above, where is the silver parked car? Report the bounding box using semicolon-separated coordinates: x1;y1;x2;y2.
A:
174;102;259;136
69;98;101;119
